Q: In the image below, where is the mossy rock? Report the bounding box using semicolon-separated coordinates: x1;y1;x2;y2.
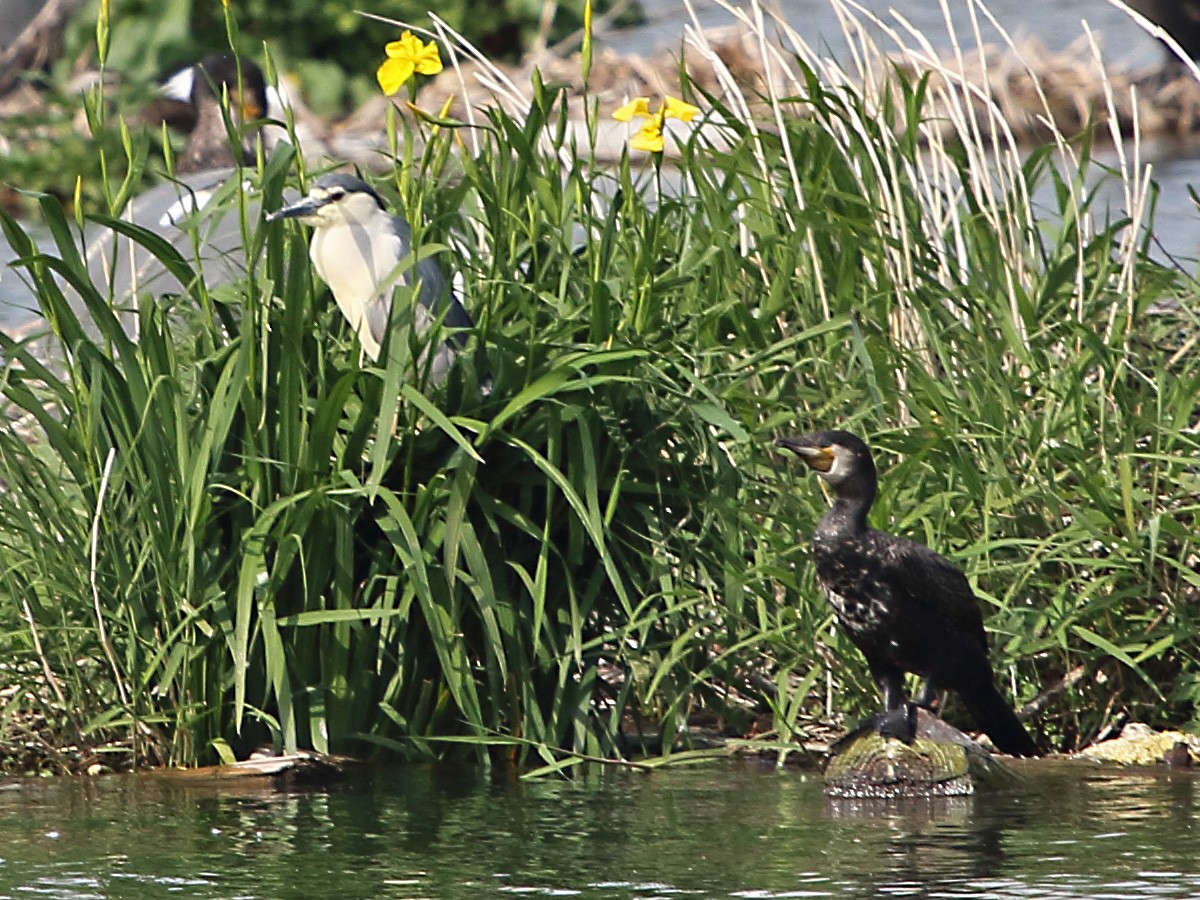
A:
825;709;1018;798
1077;723;1200;767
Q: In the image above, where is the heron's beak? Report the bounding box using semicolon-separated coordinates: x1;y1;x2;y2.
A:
266;196;323;223
775;436;834;472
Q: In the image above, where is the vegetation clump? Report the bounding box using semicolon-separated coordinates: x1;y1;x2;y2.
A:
0;3;1197;773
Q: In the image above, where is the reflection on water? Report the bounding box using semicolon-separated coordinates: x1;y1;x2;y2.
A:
821;763;1200;899
0;760;1197;898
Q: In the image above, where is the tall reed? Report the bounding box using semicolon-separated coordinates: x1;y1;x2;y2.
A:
0;0;1196;771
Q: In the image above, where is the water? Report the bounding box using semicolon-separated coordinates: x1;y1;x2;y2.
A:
0;760;1197;898
0;227;40;330
617;0;1163;67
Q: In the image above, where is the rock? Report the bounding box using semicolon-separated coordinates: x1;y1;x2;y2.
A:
1077;722;1200;767
824;708;1019;799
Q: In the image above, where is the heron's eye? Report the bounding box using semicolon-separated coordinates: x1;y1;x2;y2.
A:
329;189;346;201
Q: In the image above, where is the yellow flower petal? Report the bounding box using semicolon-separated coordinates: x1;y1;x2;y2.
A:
413;44;443;76
377;57;416;96
379;32;442;94
612;97;651;122
385;32;421;59
629;122;665;153
663;96;700;122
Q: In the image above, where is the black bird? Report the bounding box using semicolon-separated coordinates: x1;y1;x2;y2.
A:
777;430;1038;757
84;54;268;321
175;53;268;174
1128;1;1200;78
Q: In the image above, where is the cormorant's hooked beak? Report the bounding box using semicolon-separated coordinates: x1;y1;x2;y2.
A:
266;195;324;223
775;436;834;472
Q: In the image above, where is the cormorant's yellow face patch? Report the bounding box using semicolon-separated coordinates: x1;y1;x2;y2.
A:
807;446;835;472
791;445;834;472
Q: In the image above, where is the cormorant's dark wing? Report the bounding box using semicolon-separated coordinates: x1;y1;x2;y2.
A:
873;531;988;647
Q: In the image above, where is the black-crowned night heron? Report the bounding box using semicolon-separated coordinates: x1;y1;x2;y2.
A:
267;173;472;380
84;54;267;317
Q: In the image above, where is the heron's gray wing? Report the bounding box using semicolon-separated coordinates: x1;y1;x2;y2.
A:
415;255;472;340
385;213;472;345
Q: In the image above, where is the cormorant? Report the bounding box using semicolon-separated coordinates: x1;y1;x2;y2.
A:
1128;1;1200;77
175;53;268;175
777;430;1038;757
84;54;268;323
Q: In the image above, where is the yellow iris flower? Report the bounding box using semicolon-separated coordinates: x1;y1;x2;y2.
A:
612;95;700;153
377;32;444;96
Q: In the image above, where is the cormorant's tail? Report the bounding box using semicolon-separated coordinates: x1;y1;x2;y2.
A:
960;682;1038;757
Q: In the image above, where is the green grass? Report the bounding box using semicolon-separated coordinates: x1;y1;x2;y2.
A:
0;5;1198;772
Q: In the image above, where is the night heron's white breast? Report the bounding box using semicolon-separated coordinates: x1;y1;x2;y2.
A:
308;207;406;361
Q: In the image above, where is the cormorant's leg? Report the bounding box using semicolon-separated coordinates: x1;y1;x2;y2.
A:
874;668;906;711
869;666;917;743
913;678;943;712
876;705;917;743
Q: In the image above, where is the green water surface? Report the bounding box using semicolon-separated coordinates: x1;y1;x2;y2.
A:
0;759;1196;898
